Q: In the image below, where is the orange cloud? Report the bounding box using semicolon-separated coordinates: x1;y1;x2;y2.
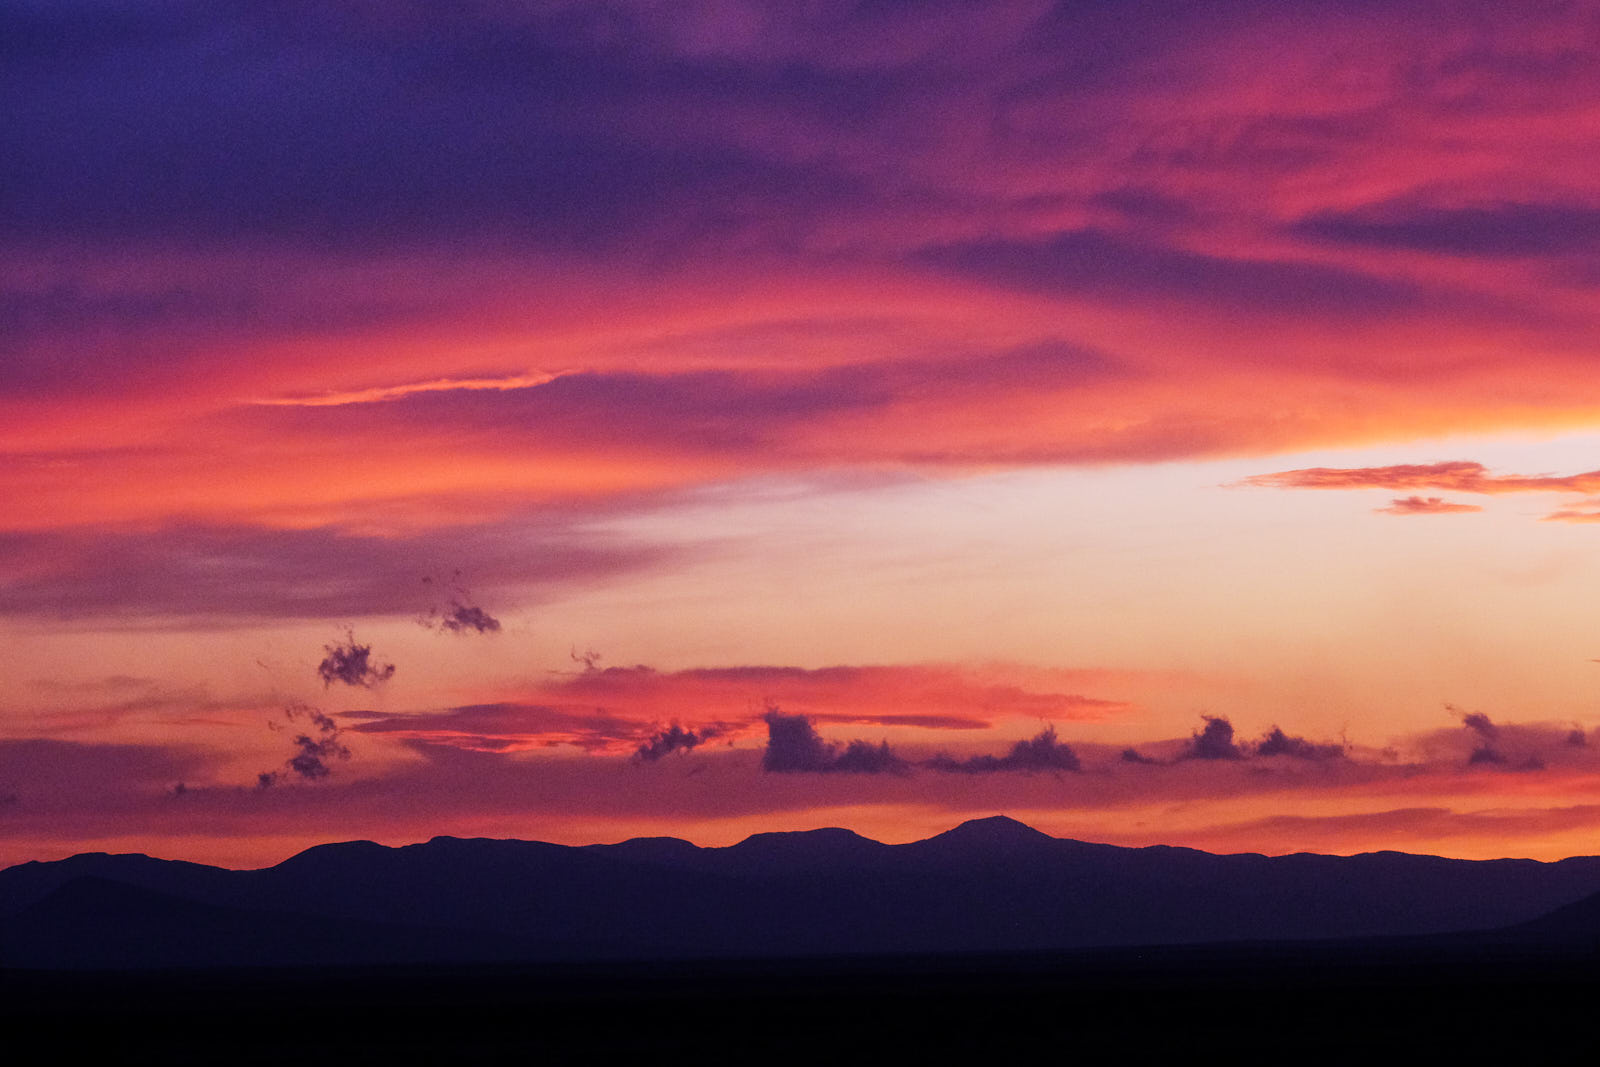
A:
1244;461;1600;495
1542;502;1600;523
1374;496;1484;515
345;663;1135;755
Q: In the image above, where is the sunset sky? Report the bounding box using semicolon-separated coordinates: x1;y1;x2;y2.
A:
8;0;1600;868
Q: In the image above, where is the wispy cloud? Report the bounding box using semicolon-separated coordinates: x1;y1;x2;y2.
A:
1374;496;1483;515
1542;502;1600;523
250;372;566;408
1243;462;1600;495
0;517;673;623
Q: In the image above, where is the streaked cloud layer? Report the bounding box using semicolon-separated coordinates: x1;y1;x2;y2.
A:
5;0;1600;865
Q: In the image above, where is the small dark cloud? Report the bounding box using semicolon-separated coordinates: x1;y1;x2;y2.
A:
258;704;352;787
761;708;841;772
1567;727;1587;747
927;727;1081;773
1184;715;1243;760
760;707;904;774
317;632;395;688
420;573;502;634
1253;726;1345;761
634;723;721;762
1459;710;1498;740
288;715;352;780
1120;747;1159;765
438;603;501;634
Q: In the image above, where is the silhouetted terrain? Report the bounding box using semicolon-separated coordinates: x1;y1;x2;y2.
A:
8;817;1600;1061
7;816;1600;971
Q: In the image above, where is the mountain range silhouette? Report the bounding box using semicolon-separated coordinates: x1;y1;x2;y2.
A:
6;815;1600;970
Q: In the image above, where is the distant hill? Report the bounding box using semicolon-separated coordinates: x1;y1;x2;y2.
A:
5;815;1600;969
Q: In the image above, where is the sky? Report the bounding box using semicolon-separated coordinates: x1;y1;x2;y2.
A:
7;0;1600;868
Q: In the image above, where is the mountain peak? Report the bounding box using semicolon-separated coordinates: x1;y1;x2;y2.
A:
723;827;886;870
911;816;1059;858
942;815;1053;841
733;827;875;849
272;839;391;872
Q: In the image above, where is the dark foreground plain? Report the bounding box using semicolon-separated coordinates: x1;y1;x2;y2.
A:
6;939;1599;1064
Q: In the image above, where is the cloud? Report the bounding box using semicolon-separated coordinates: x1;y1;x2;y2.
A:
1164;804;1600;858
1294;201;1600;259
927;727;1081;774
1451;706;1505;766
818;713;993;730
317;633;395;689
1243;462;1600;496
258;704;353;788
338;660;1133;757
243;342;1122;474
1443;706;1553;772
252;372;566;407
635;724;723;762
830;739;905;774
1252;726;1345;761
285;706;353;781
760;708;905;774
539;662;1128;730
1374;496;1483;515
15;704;1600;869
0;517;673;623
0;739;208;801
1120;747;1159;765
1184;715;1244;761
916;228;1436;321
9;0;1600;526
344;703;652;755
437;603;501;634
1542;504;1600;523
419;573;503;635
